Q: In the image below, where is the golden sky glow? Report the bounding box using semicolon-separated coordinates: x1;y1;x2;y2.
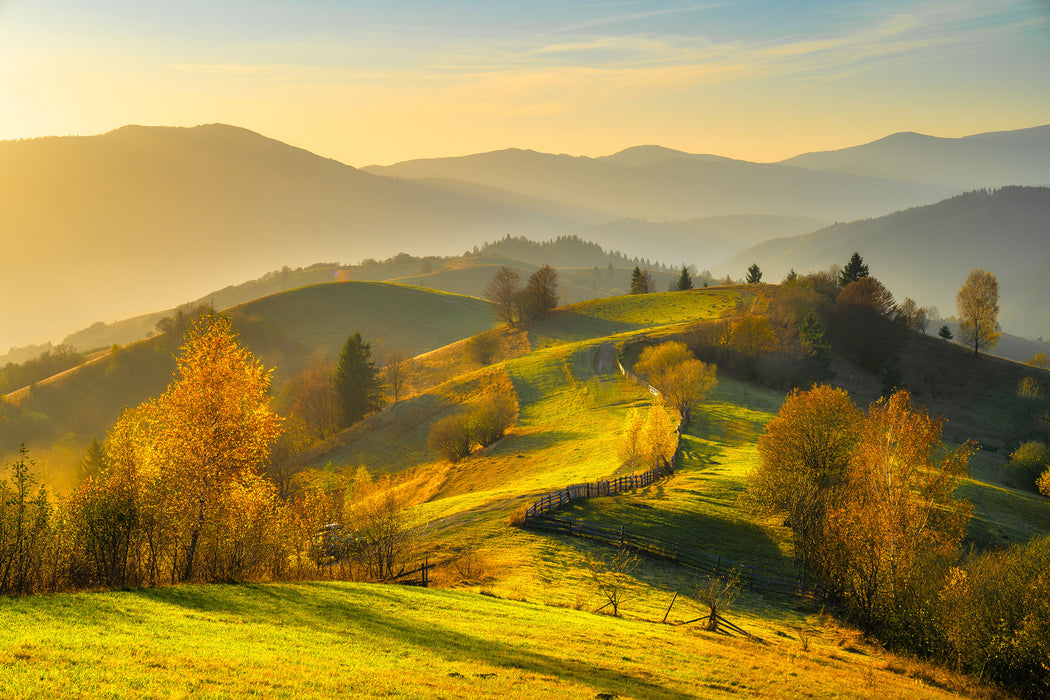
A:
1;0;1048;165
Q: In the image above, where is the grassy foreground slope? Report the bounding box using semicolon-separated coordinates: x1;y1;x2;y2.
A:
0;582;973;700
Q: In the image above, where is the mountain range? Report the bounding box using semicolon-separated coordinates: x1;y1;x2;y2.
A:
2;122;1048;352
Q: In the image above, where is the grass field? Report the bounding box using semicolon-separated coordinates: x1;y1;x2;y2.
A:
0;582;983;700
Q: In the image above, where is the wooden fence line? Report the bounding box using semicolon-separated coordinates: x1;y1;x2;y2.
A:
525;514;810;599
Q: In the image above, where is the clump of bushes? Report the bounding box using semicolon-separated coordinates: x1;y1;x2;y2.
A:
1005;441;1049;491
427;392;518;463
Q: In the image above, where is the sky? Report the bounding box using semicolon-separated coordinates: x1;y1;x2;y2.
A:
1;0;1049;166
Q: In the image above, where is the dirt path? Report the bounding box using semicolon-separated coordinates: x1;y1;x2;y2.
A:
594;341;617;375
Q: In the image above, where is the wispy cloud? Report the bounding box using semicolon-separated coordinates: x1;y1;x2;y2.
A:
553;3;727;33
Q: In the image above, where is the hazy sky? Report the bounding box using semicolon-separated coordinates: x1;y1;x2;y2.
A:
2;0;1048;166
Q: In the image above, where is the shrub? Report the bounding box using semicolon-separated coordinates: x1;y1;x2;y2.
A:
428;413;472;463
1005;441;1049;491
464;331;502;366
469;393;518;447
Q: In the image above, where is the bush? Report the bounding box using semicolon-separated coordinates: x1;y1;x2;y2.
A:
1005;441;1049;491
428;413;472;463
470;393;517;447
464;331;502;366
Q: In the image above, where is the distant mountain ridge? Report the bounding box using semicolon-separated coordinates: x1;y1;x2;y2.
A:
780;124;1050;189
364;146;951;221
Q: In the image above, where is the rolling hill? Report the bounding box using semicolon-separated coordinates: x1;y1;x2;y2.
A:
718;187;1050;339
0;282;496;487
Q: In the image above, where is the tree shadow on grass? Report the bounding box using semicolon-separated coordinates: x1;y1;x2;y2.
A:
130;582;694;700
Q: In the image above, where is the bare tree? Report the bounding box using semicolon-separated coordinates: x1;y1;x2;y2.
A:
484;266;523;326
382;350;411;404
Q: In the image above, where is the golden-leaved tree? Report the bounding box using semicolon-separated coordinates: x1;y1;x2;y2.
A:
115;314;282;582
633;341;717;424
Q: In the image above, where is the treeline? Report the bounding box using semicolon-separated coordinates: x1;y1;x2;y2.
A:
0;316;413;594
0;344;86;395
749;385;1049;699
475;234;672;271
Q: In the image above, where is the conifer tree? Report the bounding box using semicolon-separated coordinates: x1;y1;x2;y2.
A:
675;266;693;291
334;332;384;427
746;263;762;284
839;252;869;287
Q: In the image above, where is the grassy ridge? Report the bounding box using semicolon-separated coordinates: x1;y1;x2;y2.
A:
0;582;976;699
1;282;495;489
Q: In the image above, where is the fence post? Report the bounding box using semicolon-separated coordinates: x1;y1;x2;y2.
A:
424;556;429;587
620;526;625;546
716;557;721;576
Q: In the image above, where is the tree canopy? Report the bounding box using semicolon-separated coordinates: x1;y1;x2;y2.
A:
956;268;1000;357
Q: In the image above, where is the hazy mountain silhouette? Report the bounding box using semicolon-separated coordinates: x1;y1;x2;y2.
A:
781;125;1050;189
718;187;1050;338
0;124;591;351
364;146;952;221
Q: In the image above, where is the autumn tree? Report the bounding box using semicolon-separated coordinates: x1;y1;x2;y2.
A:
1028;352;1050;370
839;251;869;287
135;315;282;582
824;391;972;628
333;332;384;427
484;266;523;326
956;268;1000;357
633;342;717;424
745;263;762;284
749;386;861;586
277;361;341;444
675;266;693;291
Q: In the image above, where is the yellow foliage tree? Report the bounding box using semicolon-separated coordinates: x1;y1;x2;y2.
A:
634;341;717;423
956;268;1000;357
136;315;282;581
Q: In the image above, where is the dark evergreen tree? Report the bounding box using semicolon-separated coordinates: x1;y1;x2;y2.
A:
675;266;693;291
629;266;652;294
938;325;954;340
839;252;869;287
746;263;763;284
333;332;384;427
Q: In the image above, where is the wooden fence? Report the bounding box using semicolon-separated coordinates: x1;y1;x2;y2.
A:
523;460;675;519
389;558;434;587
526;514;810;599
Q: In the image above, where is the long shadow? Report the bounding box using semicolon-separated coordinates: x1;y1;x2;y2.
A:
127;582;694;699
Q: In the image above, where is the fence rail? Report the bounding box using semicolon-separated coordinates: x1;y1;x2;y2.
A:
523;460;675;519
389;558;434;587
526;514;810;599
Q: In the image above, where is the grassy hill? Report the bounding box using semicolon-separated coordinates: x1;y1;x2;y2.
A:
0;282;495;490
